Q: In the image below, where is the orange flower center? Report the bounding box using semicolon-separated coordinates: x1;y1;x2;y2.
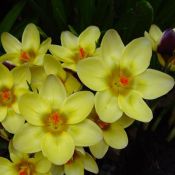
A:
0;89;15;106
45;112;67;133
48;112;60;126
20;50;36;63
20;51;30;62
119;75;129;86
17;161;35;175
79;47;86;59
19;169;28;175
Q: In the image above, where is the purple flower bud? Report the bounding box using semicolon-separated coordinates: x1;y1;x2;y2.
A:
157;29;175;56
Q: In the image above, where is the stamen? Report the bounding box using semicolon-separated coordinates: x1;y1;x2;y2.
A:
119;76;129;86
19;169;27;175
79;47;85;58
1;90;11;101
49;112;60;125
20;51;30;62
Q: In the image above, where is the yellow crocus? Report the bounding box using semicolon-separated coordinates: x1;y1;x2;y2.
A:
0;23;51;66
89;113;134;159
145;24;175;71
51;147;98;175
77;29;174;123
0;64;31;133
13;75;102;165
49;26;100;71
43;54;82;95
0;141;51;175
144;24;163;51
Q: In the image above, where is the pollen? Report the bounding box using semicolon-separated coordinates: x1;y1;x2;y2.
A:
20;51;30;62
49;112;60;125
119;75;129;86
19;169;27;175
1;90;11;101
17;160;35;175
0;89;14;106
79;47;85;58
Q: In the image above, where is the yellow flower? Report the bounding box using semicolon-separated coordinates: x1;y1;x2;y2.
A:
51;147;98;175
43;54;82;95
144;24;163;51
0;64;31;133
145;25;175;71
0;23;51;66
89;113;133;159
13;75;102;165
0;141;51;175
49;26;100;71
29;55;82;95
77;29;174;123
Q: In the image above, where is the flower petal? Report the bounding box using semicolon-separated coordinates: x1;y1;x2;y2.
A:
51;165;64;175
116;114;134;128
0;157;16;175
89;139;108;159
144;31;157;51
0;106;7;122
79;26;100;54
0;63;13;89
64;157;84;175
35;152;51;173
9;141;28;163
118;91;153;122
64;73;82;95
77;57;109;91
62;91;94;124
13;123;44;153
61;31;78;50
95;90;123;123
68;119;102;146
101;29;124;67
0;53;20;64
103;122;128;149
120;37;152;76
2;109;25;134
43;54;67;81
22;23;40;52
133;69;174;100
1;32;21;53
18;93;51;125
41;132;74;165
30;65;47;92
83;153;99;173
11;65;31;89
49;45;74;63
39;37;52;54
40;75;66;109
149;24;163;44
62;62;77;71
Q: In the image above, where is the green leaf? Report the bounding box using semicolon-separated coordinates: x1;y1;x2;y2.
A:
68;25;78;36
0;0;27;34
75;0;96;30
51;0;67;26
93;0;114;30
154;0;175;28
117;0;153;43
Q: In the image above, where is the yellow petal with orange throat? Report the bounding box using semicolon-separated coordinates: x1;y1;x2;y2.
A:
41;132;74;165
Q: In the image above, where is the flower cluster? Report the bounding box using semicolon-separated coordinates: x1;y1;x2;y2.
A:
0;23;174;175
